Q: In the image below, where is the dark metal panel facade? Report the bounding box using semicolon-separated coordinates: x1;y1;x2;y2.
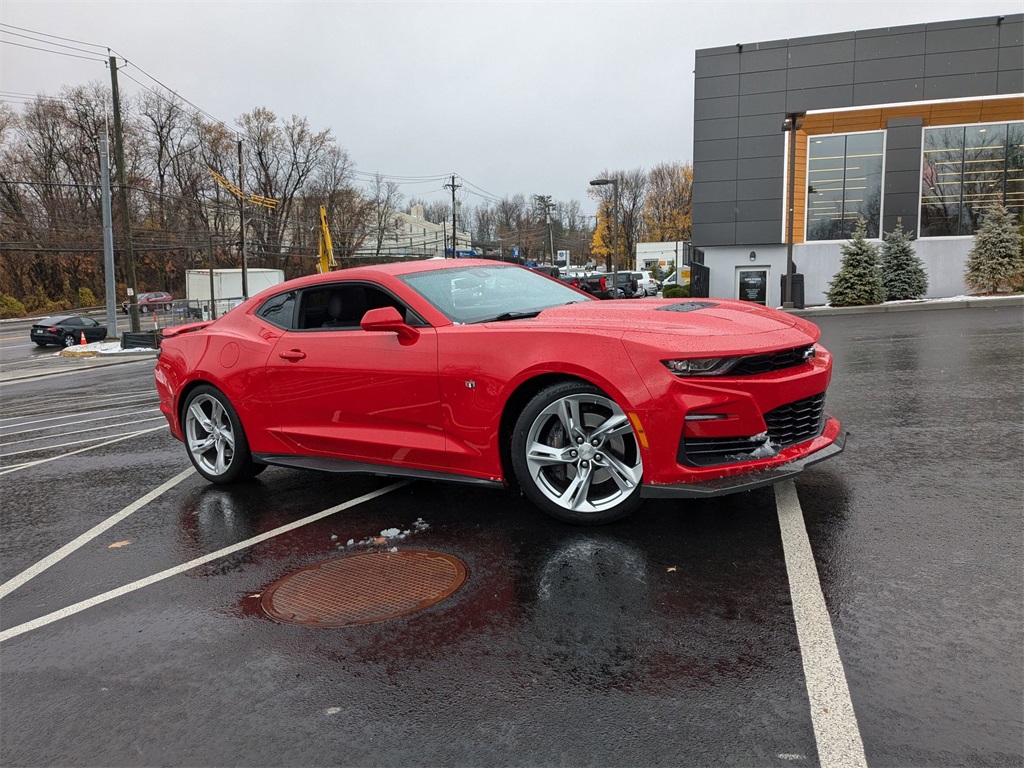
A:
691;14;1024;248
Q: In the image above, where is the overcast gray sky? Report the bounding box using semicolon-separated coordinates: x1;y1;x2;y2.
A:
1;1;1018;211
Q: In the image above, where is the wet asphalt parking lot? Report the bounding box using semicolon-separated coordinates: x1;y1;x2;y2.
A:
0;304;1021;767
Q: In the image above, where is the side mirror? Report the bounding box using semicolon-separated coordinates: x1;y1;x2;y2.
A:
360;306;420;343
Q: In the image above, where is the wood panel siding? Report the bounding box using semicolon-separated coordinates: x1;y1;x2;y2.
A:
793;96;1022;242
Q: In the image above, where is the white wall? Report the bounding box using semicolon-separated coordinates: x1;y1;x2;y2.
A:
702;237;975;306
635;242;687;270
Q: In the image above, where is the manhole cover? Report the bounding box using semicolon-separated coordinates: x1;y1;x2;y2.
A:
260;549;469;627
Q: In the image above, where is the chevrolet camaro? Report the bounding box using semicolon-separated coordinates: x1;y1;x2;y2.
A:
154;259;844;524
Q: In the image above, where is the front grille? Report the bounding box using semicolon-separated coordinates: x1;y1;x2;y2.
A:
729;345;815;376
764;392;826;447
678;392;826;467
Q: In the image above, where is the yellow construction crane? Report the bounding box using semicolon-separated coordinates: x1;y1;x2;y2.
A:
318;205;336;273
208;168;279;211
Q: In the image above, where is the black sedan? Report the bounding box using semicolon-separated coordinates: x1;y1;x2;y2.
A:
30;315;108;348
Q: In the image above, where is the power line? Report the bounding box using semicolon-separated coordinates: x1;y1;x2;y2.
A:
0;38;106;63
0;23;107;50
0;28;109;57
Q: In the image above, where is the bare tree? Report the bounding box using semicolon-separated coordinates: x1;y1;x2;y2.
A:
368;173;404;258
239;108;334;270
587;168;647;271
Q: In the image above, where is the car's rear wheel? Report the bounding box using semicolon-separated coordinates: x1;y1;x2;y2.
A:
140;305;149;314
511;381;644;525
62;333;76;347
182;385;260;484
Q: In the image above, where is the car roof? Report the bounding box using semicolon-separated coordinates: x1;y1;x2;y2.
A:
40;315;76;323
274;258;528;291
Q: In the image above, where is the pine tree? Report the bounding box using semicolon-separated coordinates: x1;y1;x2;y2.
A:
880;218;928;301
965;204;1024;294
826;218;883;307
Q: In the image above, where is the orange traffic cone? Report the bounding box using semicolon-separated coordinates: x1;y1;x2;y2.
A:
79;331;87;345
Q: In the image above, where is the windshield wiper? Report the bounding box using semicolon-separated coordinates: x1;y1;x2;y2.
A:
484;310;543;323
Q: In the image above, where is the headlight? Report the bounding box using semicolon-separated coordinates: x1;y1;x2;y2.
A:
662;357;737;376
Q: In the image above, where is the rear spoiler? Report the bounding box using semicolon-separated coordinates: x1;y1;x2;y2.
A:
160;320;213;338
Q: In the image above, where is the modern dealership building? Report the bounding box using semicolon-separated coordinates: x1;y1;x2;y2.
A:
690;14;1023;306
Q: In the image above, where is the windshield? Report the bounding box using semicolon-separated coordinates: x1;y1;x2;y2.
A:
399;264;591;324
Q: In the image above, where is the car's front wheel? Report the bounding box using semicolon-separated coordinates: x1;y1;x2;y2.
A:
182;385;260;484
511;381;644;525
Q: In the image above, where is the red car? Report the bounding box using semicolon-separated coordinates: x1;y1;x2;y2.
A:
154;260;843;524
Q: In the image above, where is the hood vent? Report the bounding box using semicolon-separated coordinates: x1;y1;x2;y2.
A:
656;301;718;313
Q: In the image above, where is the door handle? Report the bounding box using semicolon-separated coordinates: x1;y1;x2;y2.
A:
279;349;306;361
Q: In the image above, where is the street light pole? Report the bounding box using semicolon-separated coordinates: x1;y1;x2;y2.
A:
590;177;620;296
782;113;803;309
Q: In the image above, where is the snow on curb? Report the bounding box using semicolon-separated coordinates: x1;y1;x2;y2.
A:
58;341;157;358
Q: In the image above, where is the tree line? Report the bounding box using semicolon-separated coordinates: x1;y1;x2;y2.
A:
0;82;694;314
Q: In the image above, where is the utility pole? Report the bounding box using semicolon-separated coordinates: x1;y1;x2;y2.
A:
545;201;555;266
109;55;139;332
237;139;249;299
444;174;460;257
98;132;117;335
207;236;218;320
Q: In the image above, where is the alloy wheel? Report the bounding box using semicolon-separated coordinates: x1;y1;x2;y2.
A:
522;392;643;516
185;393;237;477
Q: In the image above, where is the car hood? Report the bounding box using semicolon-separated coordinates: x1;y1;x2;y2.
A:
534;299;805;335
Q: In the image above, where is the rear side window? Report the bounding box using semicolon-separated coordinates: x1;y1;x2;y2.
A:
257;290;297;329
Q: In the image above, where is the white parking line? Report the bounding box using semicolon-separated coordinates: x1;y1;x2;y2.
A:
0;425;165;458
775;480;867;768
0;468;196;599
0;416;165;451
0;407;160;436
0;480;411;643
0;426;166;475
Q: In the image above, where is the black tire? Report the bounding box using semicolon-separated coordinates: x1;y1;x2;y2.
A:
62;333;77;348
511;381;644;525
181;385;257;484
140;305;149;314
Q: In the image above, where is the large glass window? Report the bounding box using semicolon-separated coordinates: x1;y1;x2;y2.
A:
806;131;884;240
921;122;1024;237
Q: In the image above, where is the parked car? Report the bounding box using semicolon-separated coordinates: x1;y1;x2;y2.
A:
30;315;108;347
122;291;174;314
154;259;843;525
634;270;661;296
578;271;640;299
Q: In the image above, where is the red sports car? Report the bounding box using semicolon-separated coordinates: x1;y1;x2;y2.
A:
154;259;843;524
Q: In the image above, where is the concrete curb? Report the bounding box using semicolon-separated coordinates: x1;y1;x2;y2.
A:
785;294;1023;317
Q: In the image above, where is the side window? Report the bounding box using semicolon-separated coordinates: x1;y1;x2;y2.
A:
256;290;297;329
64;317;82;326
297;283;426;331
82;317;98;327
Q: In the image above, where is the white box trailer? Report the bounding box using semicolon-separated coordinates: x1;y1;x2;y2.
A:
185;268;285;318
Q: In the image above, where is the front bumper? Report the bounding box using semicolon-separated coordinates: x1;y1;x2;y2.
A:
641;428;846;499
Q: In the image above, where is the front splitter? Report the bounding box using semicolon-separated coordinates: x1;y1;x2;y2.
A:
640;431;847;499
